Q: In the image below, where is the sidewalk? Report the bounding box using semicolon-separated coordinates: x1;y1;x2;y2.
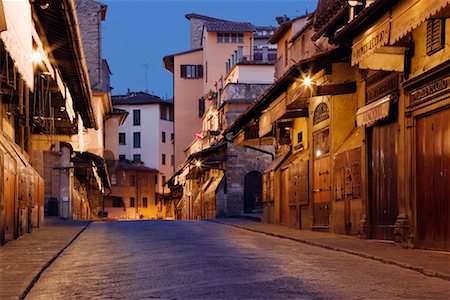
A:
0;219;90;300
213;218;450;281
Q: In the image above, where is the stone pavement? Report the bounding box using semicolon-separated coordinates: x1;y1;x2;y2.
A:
0;219;90;300
212;218;450;281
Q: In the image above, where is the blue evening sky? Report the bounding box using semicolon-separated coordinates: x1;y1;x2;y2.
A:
101;0;318;98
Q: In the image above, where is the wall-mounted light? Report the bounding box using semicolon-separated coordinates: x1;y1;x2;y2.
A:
31;50;43;63
33;0;50;10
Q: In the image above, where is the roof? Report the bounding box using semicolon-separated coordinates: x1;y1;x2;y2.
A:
112;92;173;106
268;14;312;44
289;19;313;43
163;48;203;73
204;21;255;33
312;0;348;40
254;26;278;39
33;0;96;129
116;161;158;172
185;13;229;22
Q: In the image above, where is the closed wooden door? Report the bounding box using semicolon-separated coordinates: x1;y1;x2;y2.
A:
368;121;398;240
416;108;450;250
313;156;331;226
280;169;290;225
4;170;16;242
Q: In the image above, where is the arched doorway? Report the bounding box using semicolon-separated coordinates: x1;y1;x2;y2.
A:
244;171;262;213
47;198;59;216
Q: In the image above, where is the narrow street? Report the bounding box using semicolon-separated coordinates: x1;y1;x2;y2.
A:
26;221;450;299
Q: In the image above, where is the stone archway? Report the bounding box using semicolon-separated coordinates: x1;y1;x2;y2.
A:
244;171;262;213
47;198;59;216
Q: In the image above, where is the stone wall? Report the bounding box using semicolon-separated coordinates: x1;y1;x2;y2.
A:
225;144;274;214
75;0;103;91
190;18;206;49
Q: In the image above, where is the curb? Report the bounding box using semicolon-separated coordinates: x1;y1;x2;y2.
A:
19;221;92;300
210;219;450;282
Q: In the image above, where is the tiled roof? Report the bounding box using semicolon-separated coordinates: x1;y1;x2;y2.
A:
313;0;348;32
204;21;255;33
112;92;173;106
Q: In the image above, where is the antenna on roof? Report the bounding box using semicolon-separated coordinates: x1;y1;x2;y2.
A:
143;64;149;93
305;5;308;14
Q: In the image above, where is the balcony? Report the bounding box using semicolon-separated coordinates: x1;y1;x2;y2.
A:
226;46;277;75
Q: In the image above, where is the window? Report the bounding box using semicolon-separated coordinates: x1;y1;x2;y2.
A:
162;176;166;185
162;131;166;143
112;198;123;207
231;33;237;43
162;154;166;165
130;175;135;186
238;33;244;43
224;33;230;43
171;133;174;143
284;40;289;66
111;173;117;185
142;176;148;186
133;109;141;126
180;65;203;79
133;132;141;148
119;133;126;145
217;32;223;43
171;155;174;166
168;107;174;121
160;106;167;120
155;175;158;185
119;154;126;161
130;197;135;207
427;19;445;56
143;197;148;208
133;154;141;162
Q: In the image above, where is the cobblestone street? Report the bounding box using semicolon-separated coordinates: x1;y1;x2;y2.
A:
25;221;450;299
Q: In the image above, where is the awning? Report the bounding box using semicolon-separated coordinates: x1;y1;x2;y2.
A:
390;0;450;44
281;150;308;170
263;151;290;174
72;151;111;192
0;0;33;90
205;174;224;196
259;109;272;137
356;95;391;127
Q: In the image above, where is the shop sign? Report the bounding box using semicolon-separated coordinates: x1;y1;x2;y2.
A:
366;73;398;104
410;75;450;104
352;14;391;66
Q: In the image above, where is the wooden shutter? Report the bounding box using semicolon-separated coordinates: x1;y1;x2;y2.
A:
197;65;203;78
426;19;445;56
198;98;205;117
180;65;187;78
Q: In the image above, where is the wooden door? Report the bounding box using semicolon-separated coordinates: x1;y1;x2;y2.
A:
368;121;398;240
289;160;309;228
416;108;450;250
4;169;16;242
313;156;331;227
280;169;290;224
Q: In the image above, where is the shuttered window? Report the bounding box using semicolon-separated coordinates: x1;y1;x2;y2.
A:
180;65;203;78
426;19;445;56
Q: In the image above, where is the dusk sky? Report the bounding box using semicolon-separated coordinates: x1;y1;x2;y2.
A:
101;0;318;98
